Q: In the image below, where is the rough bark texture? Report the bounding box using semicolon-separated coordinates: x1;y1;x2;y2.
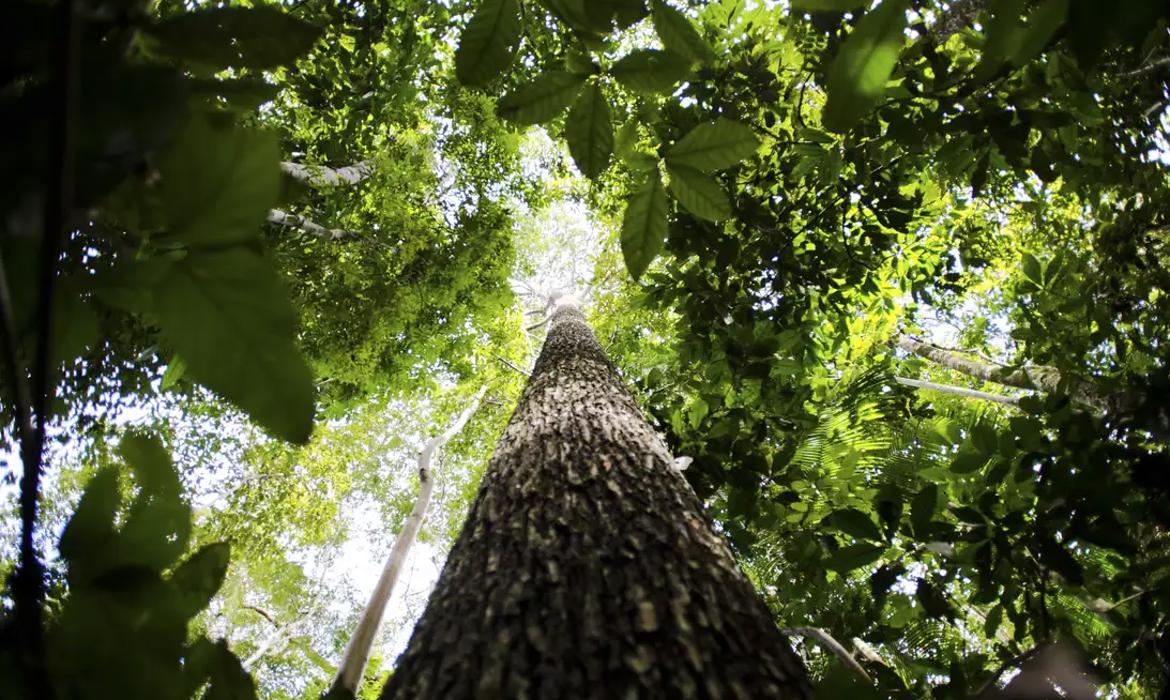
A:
380;302;810;699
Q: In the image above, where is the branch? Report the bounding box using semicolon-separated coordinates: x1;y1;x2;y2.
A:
782;627;874;685
494;355;531;378
1120;56;1170;79
894;376;1022;406
328;386;488;698
281;159;376;187
267;209;356;241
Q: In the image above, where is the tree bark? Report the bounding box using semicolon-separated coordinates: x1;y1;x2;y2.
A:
328;386;487;698
266;209;355;242
380;301;810;699
895;336;1108;412
281;160;376;188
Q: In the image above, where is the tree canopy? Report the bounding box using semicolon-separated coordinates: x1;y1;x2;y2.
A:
2;0;1169;697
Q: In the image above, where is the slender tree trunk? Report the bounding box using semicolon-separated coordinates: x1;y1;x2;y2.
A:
327;387;487;699
380;301;810;699
894;376;1022;406
267;209;355;242
281;159;376;188
895;336;1108;412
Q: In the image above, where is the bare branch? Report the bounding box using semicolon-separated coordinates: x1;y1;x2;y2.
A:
782;626;874;686
267;209;356;241
894;376;1022;406
281;159;376;188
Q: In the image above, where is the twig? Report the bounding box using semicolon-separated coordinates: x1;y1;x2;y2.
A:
494;355;531;377
894;376;1022;406
781;626;874;686
974;645;1043;698
1120;56;1170;79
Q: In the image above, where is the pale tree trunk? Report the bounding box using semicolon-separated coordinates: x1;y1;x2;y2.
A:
380;301;810;699
267;209;355;242
327;386;488;699
896;336;1109;412
281;160;376;188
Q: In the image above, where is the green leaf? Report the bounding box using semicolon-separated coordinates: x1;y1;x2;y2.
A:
610;49;693;94
58;467;121;568
971;423;999;454
117;433;192;571
160;356;186;391
910;483;938;537
159;116;281;248
821;0;908;133
793;0;867;10
616;121;659;171
825;543;885;572
984;604;1004;638
497;71;586;124
152;249;315;443
565;83;614;178
1013;0;1069;65
170;542;232;619
147;6;322;70
650;0;715;63
826;508;884;541
1022;252;1043;285
620;171;668;279
951;451;988;474
665;118;759;172
666;163;731;221
189;78;280;111
455;0;521;87
204;640;258;700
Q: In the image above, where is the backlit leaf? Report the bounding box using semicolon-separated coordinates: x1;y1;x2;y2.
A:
666;163;731;221
565;82;614;178
665;118;759;171
455;0;521;87
821;0;908;132
497;71;586;124
621;171;668;279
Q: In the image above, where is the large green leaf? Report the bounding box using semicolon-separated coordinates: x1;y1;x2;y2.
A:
152;249;315;444
147;6;322;70
170;542;232;619
455;0;521;87
825;543;885;572
910;483;938;537
610;49;693;94
58;467;121;570
620;171;668;279
826;508;884;541
821;0;908;133
158;117;281;248
565;83;614;178
650;0;715;63
666;163;730;221
496;71;586;124
665;118;759;171
116;433;192;572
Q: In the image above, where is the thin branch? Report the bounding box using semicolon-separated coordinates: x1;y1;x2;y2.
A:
525;316;550;333
494;355;531;377
1120;56;1170;79
781;627;874;686
895;376;1022;406
267;209;356;241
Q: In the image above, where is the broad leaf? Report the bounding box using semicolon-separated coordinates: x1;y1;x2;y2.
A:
826;508;884;541
565;82;614;178
650;0;715;63
665;118;759;171
152;249;315;443
666;163;731;221
825;543;885;572
170;542;232;619
455;0;522;87
910;483;938;537
497;71;586;124
58;467;121;569
610;49;693;94
821;0;908;133
147;6;321;70
159;116;282;247
621;171;668;279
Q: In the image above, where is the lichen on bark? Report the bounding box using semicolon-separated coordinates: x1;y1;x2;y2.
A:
380;301;811;699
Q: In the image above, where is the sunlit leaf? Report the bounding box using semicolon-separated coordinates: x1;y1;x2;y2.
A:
665;118;759;171
821;0;908;132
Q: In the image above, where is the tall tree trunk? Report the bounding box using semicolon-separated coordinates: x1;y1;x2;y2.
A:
327;386;487;699
380;302;810;699
895;336;1109;412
